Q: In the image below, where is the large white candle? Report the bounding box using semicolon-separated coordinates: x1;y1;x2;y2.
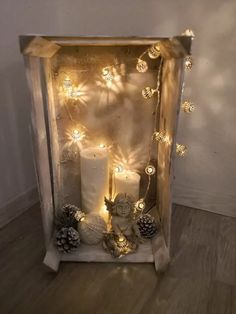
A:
80;147;109;217
112;170;140;201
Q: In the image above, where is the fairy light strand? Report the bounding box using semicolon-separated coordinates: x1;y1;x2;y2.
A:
137;57;164;210
59;36;193;214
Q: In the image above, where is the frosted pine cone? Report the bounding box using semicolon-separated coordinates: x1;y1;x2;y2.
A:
137;214;159;239
56;204;79;229
56;227;80;253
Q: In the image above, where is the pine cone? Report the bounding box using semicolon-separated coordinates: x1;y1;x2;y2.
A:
56;227;80;253
56;204;79;229
137;214;159;239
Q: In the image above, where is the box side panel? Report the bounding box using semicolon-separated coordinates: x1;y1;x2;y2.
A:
24;56;54;247
43;59;62;210
157;58;185;247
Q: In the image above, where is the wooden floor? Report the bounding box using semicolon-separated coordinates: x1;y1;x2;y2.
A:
0;204;235;314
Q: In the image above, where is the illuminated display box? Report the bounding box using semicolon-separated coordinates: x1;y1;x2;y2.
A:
20;35;192;271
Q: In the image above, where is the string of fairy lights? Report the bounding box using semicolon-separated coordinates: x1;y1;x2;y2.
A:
60;29;195;213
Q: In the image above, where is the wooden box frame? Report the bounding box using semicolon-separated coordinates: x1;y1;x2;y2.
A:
20;35;192;272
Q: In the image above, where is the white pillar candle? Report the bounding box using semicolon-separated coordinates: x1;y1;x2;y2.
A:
112;170;140;201
80;147;109;218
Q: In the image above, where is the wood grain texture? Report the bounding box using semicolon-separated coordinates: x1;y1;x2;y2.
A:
157;58;184;247
23;36;61;58
24;56;54;247
216;216;236;286
43;59;62;210
39;36;192;56
0;204;235;314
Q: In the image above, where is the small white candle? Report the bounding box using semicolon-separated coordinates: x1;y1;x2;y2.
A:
80;147;109;218
112;170;140;201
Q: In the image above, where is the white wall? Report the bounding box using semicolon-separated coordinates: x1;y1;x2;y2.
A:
0;0;235;225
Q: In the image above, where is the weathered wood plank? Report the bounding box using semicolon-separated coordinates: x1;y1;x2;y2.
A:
60;240;154;263
42;59;62;210
22;36;61;58
151;233;170;272
157;58;185;247
24;56;54;247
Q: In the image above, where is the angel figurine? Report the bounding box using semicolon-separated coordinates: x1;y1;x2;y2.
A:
103;193;142;258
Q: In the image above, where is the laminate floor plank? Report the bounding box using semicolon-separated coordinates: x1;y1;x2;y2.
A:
207;280;236;314
216;216;236;286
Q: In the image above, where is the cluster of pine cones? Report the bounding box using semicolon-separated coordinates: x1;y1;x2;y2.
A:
56;204;80;253
56;204;159;253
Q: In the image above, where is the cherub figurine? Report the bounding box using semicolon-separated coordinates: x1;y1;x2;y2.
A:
103;193;142;258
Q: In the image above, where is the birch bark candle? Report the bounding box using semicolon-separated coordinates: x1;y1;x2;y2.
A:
80;147;109;217
112;171;140;201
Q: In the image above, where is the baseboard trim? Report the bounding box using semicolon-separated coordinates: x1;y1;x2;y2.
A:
0;186;39;228
173;183;236;218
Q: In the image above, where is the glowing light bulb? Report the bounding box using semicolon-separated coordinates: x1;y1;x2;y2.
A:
102;67;114;81
118;235;125;242
114;165;124;173
185;56;193;70
99;143;106;149
117;235;127;248
64;77;72;89
182;29;195;39
153;131;168;143
136;59;148;73
182;101;195;113
176;143;187;157
135;199;146;211
145;165;156;176
71;129;81;141
148;42;161;59
142;87;156;99
67;89;74;97
74;211;85;222
68;87;81;99
75;88;81;97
